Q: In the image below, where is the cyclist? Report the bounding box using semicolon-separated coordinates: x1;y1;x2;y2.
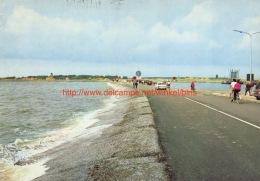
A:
231;80;241;102
230;79;236;97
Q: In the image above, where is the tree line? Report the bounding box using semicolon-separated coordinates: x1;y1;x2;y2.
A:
1;75;124;80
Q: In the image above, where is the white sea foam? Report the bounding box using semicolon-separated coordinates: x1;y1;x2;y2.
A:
0;158;49;181
107;82;130;91
0;82;132;180
1;83;121;164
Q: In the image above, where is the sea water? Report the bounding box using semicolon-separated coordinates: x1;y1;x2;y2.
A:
0;81;126;180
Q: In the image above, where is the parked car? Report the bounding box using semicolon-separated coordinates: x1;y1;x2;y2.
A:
144;80;153;85
155;82;167;90
254;83;260;100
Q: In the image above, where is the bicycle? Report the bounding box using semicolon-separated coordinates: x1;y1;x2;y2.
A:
230;91;241;104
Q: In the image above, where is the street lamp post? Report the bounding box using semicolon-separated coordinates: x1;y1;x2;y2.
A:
233;30;260;81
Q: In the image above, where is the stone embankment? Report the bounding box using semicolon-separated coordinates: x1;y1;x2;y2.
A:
85;95;168;180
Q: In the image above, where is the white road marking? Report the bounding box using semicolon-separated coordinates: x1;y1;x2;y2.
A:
185;97;260;130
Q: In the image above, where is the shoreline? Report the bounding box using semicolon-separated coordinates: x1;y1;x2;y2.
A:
0;79;108;82
2;82;168;181
1;78;259;83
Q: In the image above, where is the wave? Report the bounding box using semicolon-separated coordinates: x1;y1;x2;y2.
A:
4;94;112;156
0;95;118;165
0;82;134;180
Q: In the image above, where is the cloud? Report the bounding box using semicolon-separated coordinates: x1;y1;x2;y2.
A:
1;1;259;79
173;1;218;31
3;5;202;58
134;1;220;53
135;22;200;52
6;6;103;35
4;6;104;59
100;16;145;51
241;16;260;32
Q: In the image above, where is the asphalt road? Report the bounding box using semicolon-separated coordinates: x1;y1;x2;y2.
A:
147;93;260;181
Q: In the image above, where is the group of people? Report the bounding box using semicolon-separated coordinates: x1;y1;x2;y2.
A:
230;79;255;101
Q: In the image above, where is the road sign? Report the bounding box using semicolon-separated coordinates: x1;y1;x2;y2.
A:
136;71;141;76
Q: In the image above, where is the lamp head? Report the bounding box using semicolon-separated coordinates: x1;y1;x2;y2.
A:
233;30;243;33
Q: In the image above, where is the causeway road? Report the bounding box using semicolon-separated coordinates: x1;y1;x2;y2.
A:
140;85;260;181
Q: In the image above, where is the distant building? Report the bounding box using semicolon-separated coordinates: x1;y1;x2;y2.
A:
230;70;239;79
246;74;254;81
22;77;34;81
216;74;218;79
46;73;55;81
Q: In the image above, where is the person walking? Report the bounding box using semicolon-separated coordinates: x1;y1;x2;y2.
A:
191;81;195;90
245;81;251;96
249;81;254;96
132;79;138;89
135;80;138;88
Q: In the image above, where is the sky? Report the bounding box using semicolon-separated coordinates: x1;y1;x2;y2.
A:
0;0;260;79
